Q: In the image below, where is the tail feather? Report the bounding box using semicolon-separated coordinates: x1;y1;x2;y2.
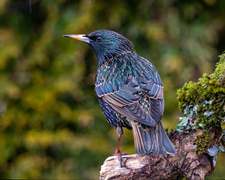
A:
131;121;176;156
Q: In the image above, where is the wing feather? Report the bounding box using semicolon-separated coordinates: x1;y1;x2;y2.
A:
95;55;164;127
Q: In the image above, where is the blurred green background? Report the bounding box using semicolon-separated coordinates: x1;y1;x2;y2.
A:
0;0;225;179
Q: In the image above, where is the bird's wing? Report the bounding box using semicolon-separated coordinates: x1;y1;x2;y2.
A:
95;73;163;126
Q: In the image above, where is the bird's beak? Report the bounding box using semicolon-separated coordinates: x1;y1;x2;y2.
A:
63;34;90;44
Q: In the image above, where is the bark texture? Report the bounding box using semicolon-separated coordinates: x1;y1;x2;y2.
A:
100;126;222;180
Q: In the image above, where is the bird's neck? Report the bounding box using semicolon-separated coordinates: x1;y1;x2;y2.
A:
97;51;136;68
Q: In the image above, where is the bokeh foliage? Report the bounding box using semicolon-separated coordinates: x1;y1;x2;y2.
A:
0;0;225;179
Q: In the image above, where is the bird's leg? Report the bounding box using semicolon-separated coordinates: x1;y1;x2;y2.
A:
114;126;128;167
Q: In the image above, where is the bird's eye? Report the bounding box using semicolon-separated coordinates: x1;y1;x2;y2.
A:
88;35;103;43
96;36;102;42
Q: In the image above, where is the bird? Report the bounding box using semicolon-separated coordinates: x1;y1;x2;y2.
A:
63;30;176;166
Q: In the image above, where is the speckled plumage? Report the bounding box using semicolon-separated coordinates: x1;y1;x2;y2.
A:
64;30;176;157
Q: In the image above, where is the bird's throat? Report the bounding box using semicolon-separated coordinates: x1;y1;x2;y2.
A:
97;51;136;68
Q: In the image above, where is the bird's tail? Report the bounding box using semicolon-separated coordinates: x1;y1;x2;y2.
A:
131;120;176;156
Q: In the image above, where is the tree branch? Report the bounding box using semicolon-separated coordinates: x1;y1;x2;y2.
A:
100;126;222;180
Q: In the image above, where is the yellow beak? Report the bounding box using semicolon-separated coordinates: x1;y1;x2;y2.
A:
63;34;90;43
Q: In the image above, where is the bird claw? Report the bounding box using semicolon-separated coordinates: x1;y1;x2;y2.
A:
113;151;128;167
119;156;122;168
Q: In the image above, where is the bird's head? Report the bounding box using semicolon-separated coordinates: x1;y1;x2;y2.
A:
64;30;135;66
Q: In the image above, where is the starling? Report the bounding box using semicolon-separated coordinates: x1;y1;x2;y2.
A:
64;30;176;166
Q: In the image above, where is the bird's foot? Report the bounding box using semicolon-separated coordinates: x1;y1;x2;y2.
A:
114;152;128;156
114;149;128;167
114;147;128;156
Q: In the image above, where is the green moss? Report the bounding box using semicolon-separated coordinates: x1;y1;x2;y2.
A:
177;52;225;131
195;134;210;153
214;53;225;80
222;120;225;132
